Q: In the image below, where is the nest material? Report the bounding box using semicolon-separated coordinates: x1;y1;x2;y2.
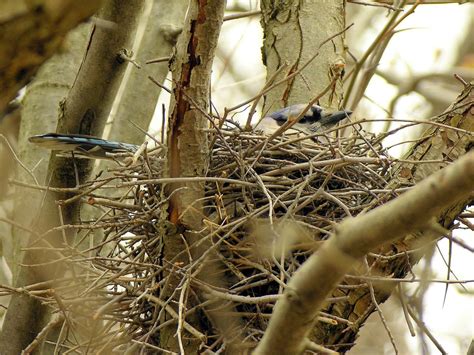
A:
55;128;408;352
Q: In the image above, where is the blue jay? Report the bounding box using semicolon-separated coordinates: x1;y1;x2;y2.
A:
255;104;351;135
29;105;351;159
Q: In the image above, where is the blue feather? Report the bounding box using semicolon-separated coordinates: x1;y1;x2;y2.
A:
28;133;138;159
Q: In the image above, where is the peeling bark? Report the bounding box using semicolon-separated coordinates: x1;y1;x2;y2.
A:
161;1;228;352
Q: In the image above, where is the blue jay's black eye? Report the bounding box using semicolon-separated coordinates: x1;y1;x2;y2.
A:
310;106;322;120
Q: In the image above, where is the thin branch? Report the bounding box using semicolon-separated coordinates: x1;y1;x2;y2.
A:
406;303;448;354
223;10;261;21
0;134;39;186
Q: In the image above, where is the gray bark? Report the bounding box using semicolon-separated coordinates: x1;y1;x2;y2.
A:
0;24;91;355
260;0;347;113
109;0;188;145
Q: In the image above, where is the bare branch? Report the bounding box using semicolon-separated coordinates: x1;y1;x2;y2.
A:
255;151;474;354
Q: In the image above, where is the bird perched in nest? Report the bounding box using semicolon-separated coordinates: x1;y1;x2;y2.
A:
29;104;351;159
255;104;351;135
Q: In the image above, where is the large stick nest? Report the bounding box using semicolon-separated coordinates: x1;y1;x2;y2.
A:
53;127;411;352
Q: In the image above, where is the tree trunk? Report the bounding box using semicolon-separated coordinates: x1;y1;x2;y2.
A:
260;0;347;113
161;1;227;352
0;1;144;352
0;24;91;355
108;0;188;145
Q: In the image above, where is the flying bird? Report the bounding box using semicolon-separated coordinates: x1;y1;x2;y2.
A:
29;104;351;159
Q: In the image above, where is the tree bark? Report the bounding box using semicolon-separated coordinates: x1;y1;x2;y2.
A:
109;0;188;145
161;0;227;352
0;23;91;355
0;1;145;353
260;0;347;113
10;23;91;280
45;0;145;248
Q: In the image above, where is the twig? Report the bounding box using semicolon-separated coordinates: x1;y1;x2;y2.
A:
406;303;447;354
223;10;261;21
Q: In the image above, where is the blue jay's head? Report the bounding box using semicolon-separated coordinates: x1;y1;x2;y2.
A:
256;104;352;135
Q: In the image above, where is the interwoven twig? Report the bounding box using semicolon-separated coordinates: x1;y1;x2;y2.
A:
18;127;442;352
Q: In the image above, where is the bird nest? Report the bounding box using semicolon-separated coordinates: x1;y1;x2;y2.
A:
60;127;406;352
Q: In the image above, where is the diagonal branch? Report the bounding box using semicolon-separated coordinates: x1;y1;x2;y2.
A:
0;0;104;112
255;150;474;355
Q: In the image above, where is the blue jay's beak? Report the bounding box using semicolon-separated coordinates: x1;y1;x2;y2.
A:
28;133;138;159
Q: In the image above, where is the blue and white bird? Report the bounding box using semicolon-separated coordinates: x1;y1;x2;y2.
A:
29;105;351;159
255;104;351;135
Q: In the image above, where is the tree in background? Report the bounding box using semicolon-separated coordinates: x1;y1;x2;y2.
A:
0;1;473;354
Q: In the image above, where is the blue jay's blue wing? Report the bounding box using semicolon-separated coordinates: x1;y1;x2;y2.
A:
28;133;139;159
267;104;313;124
256;104;351;135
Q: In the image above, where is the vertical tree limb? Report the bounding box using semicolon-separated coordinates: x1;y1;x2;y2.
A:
260;0;347;112
161;0;230;352
56;0;145;139
45;0;145;239
10;23;91;280
109;0;188;145
0;1;145;353
0;23;93;355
